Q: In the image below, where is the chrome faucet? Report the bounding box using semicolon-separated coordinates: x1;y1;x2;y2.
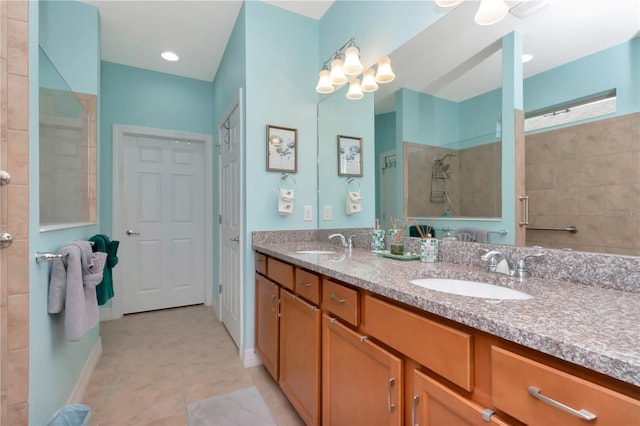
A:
328;233;357;250
480;250;544;279
328;233;347;248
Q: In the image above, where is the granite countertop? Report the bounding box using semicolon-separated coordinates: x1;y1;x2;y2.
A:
252;241;640;387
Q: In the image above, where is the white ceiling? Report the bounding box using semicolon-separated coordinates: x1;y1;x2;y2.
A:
80;0;639;112
80;0;333;81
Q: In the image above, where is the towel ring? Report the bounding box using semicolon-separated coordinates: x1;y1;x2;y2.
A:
277;173;296;191
345;177;360;193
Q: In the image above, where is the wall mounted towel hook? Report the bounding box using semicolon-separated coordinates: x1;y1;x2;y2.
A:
345;177;360;193
277;173;297;191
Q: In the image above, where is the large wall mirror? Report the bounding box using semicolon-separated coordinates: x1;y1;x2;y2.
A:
39;47;97;230
317;0;639;256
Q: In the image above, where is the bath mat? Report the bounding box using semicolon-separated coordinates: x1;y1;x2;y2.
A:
187;386;276;426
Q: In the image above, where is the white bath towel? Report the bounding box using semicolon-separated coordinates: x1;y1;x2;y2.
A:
346;191;362;215
456;227;489;243
278;188;294;215
48;241;107;342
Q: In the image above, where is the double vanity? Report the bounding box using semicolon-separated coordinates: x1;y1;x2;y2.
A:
253;229;640;425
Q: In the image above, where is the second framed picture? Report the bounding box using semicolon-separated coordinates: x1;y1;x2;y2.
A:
337;135;363;177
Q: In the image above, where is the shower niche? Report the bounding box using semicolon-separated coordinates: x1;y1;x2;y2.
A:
404;137;501;218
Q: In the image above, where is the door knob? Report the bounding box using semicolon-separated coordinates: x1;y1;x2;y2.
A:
0;170;10;186
126;229;141;236
0;232;13;248
230;236;240;242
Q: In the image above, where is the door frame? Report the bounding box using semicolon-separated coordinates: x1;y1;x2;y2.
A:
107;124;214;320
217;88;244;354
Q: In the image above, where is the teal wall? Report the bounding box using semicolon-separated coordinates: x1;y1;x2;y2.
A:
211;4;246;312
318;86;375;229
241;1;319;348
524;37;640;122
29;1;101;423
99;61;214;234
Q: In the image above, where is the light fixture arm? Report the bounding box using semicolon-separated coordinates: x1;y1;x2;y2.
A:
320;37;356;68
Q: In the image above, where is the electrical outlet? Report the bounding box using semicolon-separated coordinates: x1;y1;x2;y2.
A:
303;205;313;221
323;205;332;221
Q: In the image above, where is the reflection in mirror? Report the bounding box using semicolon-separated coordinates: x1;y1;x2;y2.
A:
376;41;503;226
39;47;97;229
404;136;501;218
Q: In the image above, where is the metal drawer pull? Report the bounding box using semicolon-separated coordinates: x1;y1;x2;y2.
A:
302;282;311;287
330;293;345;303
527;386;596;421
482;408;495;422
387;378;396;413
411;395;419;426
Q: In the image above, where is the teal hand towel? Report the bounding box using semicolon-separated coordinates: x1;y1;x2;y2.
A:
89;234;119;305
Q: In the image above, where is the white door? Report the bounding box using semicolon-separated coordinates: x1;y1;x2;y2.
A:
121;135;205;314
219;102;242;348
379;151;397;230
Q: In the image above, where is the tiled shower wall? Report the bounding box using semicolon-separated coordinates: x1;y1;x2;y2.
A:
1;0;30;424
405;141;501;218
525;112;640;255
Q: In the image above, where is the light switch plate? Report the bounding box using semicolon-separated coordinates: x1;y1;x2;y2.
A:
323;205;332;221
303;205;313;221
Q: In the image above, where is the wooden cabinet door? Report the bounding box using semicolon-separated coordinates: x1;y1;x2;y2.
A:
279;290;321;425
412;369;509;426
322;314;402;426
255;274;279;380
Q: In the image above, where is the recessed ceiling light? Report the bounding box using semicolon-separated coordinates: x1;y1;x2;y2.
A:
161;51;179;62
522;54;533;63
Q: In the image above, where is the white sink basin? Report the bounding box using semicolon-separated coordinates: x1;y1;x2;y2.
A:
295;250;336;255
410;278;533;300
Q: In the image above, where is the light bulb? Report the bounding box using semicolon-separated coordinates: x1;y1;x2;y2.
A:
361;69;379;92
315;68;334;93
474;0;509;26
346;78;364;100
343;45;363;76
375;57;395;84
161;51;179;61
329;57;347;86
435;0;463;7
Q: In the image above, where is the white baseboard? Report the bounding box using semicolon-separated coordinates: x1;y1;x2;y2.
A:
67;337;102;404
241;347;262;368
99;306;113;321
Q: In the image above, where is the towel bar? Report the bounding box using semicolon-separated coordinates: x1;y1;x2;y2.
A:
488;229;508;236
526;226;578;233
36;252;65;263
35;241;96;263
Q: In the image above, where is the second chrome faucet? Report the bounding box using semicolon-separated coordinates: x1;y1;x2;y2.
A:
480;249;544;279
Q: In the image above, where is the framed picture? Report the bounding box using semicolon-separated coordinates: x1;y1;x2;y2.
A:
337;135;363;177
267;125;297;173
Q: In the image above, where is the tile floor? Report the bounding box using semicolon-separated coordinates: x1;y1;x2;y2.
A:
82;305;304;426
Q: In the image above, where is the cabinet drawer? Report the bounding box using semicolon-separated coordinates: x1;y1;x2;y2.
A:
295;268;320;305
491;346;640;425
267;257;294;290
413;369;509;426
363;295;473;391
255;252;267;275
322;278;359;327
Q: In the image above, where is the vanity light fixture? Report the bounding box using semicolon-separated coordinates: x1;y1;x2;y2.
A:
435;0;509;26
315;38;395;99
161;51;179;62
